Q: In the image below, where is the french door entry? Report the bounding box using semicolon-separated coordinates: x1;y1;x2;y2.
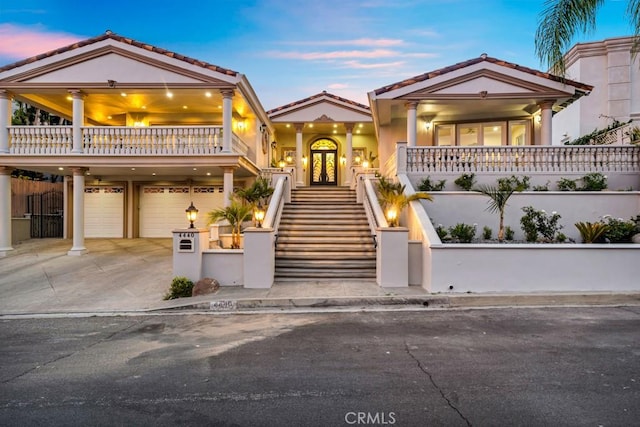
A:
310;139;338;185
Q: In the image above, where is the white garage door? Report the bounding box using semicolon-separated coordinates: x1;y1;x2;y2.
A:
84;186;124;238
139;186;225;237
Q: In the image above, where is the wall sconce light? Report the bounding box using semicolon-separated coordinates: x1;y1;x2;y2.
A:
362;160;370;169
285;155;293;164
424;121;431;131
386;207;398;227
302;155;308;170
278;157;286;170
254;204;266;228
354;155;362;165
535;115;542;124
185;202;198;229
340;155;346;165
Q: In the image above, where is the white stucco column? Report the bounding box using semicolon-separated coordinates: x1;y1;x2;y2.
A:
539;100;554;146
221;89;234;153
406;102;418;147
223;166;236;207
68;167;88;255
295;124;303;185
345;124;354;186
70;90;85;153
0;166;13;256
0;91;11;154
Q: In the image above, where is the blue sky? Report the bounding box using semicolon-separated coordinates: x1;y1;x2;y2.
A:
0;0;632;109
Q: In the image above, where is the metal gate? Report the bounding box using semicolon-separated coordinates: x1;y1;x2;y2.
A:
27;190;64;238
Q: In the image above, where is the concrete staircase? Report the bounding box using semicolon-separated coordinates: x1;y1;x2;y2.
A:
275;187;376;281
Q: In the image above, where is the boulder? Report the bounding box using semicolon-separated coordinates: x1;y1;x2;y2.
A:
192;277;220;296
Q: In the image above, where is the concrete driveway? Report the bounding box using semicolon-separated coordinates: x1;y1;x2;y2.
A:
0;238;173;314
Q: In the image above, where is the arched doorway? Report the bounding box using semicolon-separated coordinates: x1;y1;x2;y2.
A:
310;139;338;185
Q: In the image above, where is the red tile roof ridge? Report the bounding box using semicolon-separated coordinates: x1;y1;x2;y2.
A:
267;90;370;115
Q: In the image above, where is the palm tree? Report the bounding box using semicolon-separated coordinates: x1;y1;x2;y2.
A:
233;177;274;226
535;0;640;76
376;176;433;227
207;201;253;249
475;185;515;242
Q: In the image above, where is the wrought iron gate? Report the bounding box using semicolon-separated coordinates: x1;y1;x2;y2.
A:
27;190;64;238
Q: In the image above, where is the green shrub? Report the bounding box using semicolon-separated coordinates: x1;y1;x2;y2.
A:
533;181;550;191
504;226;515;241
575;221;608;243
602;216;635;243
557;177;577;191
449;223;476;243
454;173;476;191
498;175;530;192
418;176;446;191
482;226;492;240
580;173;607;191
520;206;563;242
164;276;194;300
435;224;449;241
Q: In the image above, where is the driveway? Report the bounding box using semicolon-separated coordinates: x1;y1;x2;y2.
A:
0;238;173;314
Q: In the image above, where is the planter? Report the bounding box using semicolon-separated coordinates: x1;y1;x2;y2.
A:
219;233;244;249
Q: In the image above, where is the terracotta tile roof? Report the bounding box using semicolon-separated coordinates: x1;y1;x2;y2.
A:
0;30;238;76
373;54;593;95
267;90;370;115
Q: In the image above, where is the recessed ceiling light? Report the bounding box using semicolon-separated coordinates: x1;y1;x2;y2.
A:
356;130;361;134
206;172;211;176
333;124;337;128
66;96;72;101
183;105;188;109
218;105;222;109
193;168;197;171
308;124;313;128
86;172;91;175
152;172;156;176
205;92;212;98
166;92;173;99
359;123;363;128
286;124;291;128
142;105;147;109
120;92;127;97
107;115;112;119
131;168;136;171
333;130;337;134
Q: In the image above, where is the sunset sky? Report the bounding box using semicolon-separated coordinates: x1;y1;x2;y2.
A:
0;0;632;109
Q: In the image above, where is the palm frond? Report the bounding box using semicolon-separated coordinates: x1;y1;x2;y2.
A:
628;0;640;55
474;185;515;214
535;0;605;76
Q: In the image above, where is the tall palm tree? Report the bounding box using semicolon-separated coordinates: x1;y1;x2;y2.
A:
535;0;639;76
475;185;516;242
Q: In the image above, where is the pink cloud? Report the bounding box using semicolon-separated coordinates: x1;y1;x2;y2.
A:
327;83;349;89
286;38;404;47
0;24;83;59
269;49;396;60
342;60;406;69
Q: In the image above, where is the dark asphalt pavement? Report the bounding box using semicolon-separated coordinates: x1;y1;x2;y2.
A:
1;307;639;426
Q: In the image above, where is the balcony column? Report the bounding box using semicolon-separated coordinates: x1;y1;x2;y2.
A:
221;89;234;153
68;167;88;255
0;166;13;256
406;102;418;147
0;90;11;153
223;166;236;207
70;90;85;153
539;100;554;146
295;124;304;185
345;124;354;186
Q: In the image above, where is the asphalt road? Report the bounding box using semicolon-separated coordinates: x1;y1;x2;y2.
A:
1;307;639;426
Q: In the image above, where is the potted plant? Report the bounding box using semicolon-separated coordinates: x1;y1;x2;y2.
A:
207;200;253;249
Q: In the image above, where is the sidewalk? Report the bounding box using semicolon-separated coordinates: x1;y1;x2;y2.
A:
1;238;639;315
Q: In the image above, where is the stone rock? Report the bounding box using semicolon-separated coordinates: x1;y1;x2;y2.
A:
192;277;220;296
632;233;640;244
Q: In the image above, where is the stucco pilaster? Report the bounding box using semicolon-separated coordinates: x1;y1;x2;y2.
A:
69;90;85;153
539;100;554;146
223;166;237;207
221;90;234;153
345;124;354;186
0;91;11;154
295;124;303;185
0;166;13;255
406;102;418;147
68;167;88;255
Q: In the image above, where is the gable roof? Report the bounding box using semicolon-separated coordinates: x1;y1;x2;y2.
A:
0;30;238;77
267;91;370;116
373;54;593;96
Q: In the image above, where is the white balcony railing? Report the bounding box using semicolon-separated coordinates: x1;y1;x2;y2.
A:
400;145;640;174
7;126;250;156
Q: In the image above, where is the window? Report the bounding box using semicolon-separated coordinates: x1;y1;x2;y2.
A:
434;120;530;146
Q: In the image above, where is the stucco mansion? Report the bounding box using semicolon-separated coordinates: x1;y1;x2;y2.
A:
1;32;638;292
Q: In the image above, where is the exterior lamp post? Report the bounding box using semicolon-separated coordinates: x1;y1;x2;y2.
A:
254;204;266;228
186;202;198;228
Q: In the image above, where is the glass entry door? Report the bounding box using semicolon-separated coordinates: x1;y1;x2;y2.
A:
310;139;338;185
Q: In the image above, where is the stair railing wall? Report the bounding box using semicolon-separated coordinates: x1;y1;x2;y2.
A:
263;175;288;233
361;177;388;248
